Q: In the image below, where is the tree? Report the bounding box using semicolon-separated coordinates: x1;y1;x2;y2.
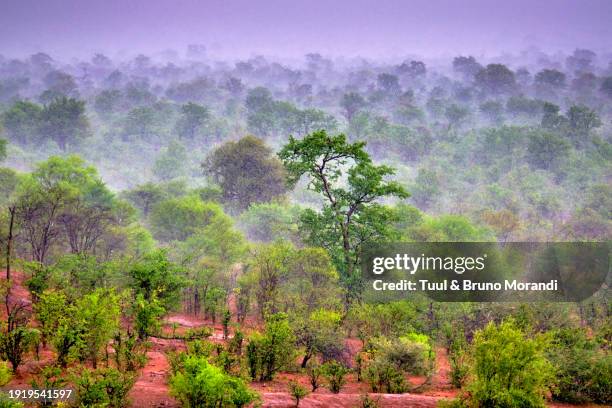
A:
535;69;566;95
203;136;288;212
340;92;366;122
34;290;67;347
526;130;570;171
175;102;210;141
128;249;184;310
153;141;188;181
452;320;553;408
322;360;348;393
238;203;298;243
246;313;295;381
279;130;408;304
39;97;90;150
15;156;118;260
121;182;166;217
150;195;227;242
453;56;483;80
566;105;601;144
0;139;6;162
75;289;120;368
377;73;401;96
294;309;342;368
600;76;612;99
288;381;309;407
475;64;516;95
0;303;39;373
170;355;257;408
1;100;42;145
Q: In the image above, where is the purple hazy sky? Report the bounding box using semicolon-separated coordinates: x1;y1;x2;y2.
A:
1;0;611;60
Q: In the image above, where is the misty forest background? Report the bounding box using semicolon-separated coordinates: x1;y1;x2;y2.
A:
0;47;610;407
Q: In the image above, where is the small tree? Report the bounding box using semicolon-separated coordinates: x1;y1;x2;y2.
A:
322;360;348;394
457;320;553;408
133;293;165;340
72;367;135;408
306;360;323;392
169;355;258;408
246;313;295;381
75;289;120;368
0;304;38;373
288;380;309;407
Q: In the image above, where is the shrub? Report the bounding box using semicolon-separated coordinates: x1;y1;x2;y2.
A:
364;333;434;393
0;394;24;407
365;359;407;393
548;328;611;404
72;367;135;408
305;361;323;392
288;380;309;407
322;360;348;394
0;361;12;386
246;313;295;381
169;355;258;408
449;349;470;389
455;320;553;408
360;394;381;408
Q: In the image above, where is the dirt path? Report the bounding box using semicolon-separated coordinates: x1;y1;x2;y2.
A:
128;338;180;408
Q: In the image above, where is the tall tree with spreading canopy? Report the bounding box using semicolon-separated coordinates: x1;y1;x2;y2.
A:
279;130;408;305
203;135;288;212
40;97;90;151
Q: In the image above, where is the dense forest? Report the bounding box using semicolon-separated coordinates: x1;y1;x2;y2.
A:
0;47;610;407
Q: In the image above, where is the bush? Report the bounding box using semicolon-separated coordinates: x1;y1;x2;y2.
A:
364;333;434;393
454;320;553;408
169;355;258;408
72;367;135;408
548;328;611;404
0;361;12;386
0;394;24;408
449;349;470;389
322;360;348;394
305;361;323;392
288;380;309;407
365;359;407;393
246;313;295;381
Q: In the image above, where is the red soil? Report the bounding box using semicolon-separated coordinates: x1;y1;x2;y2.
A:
1;270;606;408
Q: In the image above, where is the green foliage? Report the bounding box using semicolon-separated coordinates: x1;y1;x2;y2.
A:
295;309;343;368
169;355;257;408
0;307;39;373
150;195;226;242
288;380;309;407
364;333;434;393
0;361;12;386
72;367;135;408
0;393;24;408
153;140;188;181
39;96;90;150
75;288;121;368
0;139;6;162
133;293;165;340
279;130;408;303
203;135;288;211
238;202;299;242
305;361;323;392
121;182;167;216
128;249;184;309
246;313;295;381
15;155;118;261
34;290;67;345
547;327;611;404
459;320;553;408
321;360;349;394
